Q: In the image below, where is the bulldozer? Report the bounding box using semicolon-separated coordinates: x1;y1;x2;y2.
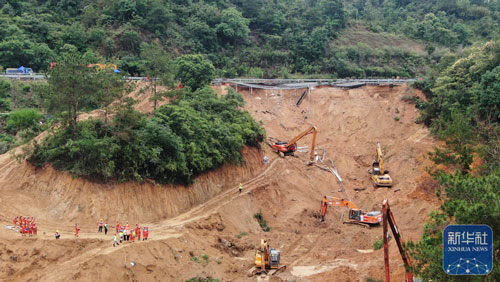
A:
248;239;286;277
320;196;382;228
371;143;393;187
272;126;318;161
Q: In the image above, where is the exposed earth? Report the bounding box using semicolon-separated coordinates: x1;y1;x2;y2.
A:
0;83;440;281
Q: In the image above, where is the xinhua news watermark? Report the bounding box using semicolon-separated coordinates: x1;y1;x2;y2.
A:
443;225;493;275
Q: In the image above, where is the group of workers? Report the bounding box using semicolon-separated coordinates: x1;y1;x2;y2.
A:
55;221;150;243
113;222;149;247
13;216;38;237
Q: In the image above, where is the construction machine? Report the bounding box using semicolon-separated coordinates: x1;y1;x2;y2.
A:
248;239;286;277
371;143;393;187
320;196;382;228
272;126;318;161
382;199;413;282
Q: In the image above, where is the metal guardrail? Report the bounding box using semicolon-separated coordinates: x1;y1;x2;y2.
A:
214;78;416;90
0;74;416;85
213;78;416;84
0;74;152;81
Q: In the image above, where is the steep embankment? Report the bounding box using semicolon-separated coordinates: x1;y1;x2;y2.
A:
0;84;440;282
0;146;264;225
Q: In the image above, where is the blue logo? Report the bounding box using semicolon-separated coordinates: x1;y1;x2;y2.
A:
443;225;493;275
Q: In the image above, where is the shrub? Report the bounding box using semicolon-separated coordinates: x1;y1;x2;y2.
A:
254;212;272;232
0;133;16;154
6;109;43;134
0;78;12;99
373;239;383;250
190;256;199;263
201;254;209;265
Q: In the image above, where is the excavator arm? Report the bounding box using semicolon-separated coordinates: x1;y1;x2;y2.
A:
377;143;385;173
273;126;318;161
321;196;357;220
382;199;413;282
287;126;317;148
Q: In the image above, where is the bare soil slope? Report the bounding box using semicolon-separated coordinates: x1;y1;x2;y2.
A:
0;84;439;282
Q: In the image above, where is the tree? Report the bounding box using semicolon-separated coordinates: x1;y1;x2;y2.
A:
216;7;250;45
175;54;215;91
140;42;176;111
46;51;102;130
95;69;127;130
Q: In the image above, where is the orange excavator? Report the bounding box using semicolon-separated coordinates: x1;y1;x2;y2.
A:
320;196;382;228
382;199;413;282
272;126;318;161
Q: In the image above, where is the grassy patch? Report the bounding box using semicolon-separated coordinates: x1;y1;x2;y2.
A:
236;231;249;238
190;256;199;263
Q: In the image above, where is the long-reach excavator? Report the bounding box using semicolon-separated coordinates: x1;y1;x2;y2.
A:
272;126;318;161
382;199;413;282
371;143;393;187
320;196;382;228
248;239;286;277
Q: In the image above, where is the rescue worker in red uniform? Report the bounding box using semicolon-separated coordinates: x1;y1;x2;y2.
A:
143;227;149;241
135;224;141;241
75;223;80;237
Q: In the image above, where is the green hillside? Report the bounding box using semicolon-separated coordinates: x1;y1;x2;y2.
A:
0;0;498;77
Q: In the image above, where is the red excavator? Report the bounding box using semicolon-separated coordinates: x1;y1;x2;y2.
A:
272;126;318;161
320;196;382;228
382;199;413;282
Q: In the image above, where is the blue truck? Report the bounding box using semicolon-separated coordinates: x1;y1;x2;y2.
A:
5;66;33;75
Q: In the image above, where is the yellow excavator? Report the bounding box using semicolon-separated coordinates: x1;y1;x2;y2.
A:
371;143;392;187
272;126;318;161
248;239;286;276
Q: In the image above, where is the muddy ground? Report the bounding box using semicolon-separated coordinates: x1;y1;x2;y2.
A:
0;84;440;281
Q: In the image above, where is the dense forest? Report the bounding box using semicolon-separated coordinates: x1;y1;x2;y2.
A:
407;40;500;281
0;0;499;77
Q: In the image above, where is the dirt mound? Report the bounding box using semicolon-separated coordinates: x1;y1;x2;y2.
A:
0;84;439;281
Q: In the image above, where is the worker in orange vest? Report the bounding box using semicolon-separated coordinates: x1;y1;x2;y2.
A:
116;221;120;233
